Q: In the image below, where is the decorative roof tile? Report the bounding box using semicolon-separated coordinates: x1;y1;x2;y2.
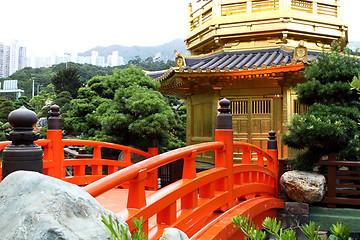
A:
149;48;320;82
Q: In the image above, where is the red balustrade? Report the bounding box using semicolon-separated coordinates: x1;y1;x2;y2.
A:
0;130;158;189
0;100;283;239
83;128;280;239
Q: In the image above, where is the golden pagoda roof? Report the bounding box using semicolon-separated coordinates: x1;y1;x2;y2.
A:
153;47;317;98
154;47;318;82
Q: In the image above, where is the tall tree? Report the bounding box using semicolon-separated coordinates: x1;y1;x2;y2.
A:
66;65;185;151
13;96;35;111
282;46;360;170
51;66;82;98
30;88;55;114
0;98;15;123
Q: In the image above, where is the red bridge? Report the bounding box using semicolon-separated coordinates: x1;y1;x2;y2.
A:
0;100;284;239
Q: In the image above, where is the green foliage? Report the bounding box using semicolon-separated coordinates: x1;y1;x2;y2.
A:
232;215;353;240
8;57;174;99
101;215;147;240
282;46;360;169
0;122;12;141
301;221;323;240
13;96;35;111
351;74;360;89
131;217;148;240
67;65;185;151
30;87;55;114
0;98;15;123
10;67;53;99
127;56;175;71
51;66;82;98
101;215;130;240
232;214;267;240
330;223;351;240
39;126;48;139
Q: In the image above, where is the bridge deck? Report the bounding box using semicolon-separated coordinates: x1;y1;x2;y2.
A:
95;188;150;213
95;188;224;238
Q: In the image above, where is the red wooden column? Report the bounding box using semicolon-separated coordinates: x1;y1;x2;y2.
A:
46;105;65;179
214;98;234;210
267;130;278;197
147;134;158;190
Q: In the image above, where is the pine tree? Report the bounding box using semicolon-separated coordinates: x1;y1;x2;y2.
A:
282;46;360;170
66;65;185;151
51;67;82;98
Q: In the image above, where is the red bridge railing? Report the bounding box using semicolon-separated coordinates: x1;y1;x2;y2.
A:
83;134;279;239
82;99;280;239
0;137;158;188
0;99;282;239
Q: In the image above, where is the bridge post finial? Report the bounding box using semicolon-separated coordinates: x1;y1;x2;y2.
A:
48;105;61;130
267;130;277;150
214;98;234;210
2;106;43;179
46;104;65;179
216;98;232;129
267;130;279;197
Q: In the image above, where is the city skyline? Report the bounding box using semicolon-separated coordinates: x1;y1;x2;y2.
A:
1;0;359;58
27;50;125;68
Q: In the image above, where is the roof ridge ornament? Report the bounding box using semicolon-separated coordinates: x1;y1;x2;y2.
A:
294;40;308;63
175;51;186;68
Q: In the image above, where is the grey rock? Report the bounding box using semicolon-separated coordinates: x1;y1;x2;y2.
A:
285;202;309;215
277;213;296;229
0;171;130;240
298;214;310;226
160;228;189;240
280;170;326;203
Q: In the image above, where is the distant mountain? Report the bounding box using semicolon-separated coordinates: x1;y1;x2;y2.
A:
79;39;189;63
348;41;360;51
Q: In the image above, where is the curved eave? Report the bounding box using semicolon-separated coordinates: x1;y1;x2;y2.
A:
159;62;305;98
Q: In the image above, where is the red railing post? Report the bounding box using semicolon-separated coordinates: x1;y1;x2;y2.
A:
214;98;234;210
267;130;278;197
92;145;102;175
182;150;198;209
46;105;65;180
127;169;147;209
326;153;337;208
147;134;158;190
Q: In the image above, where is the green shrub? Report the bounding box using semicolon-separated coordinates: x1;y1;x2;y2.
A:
101;215;147;240
282;45;360;170
232;214;352;240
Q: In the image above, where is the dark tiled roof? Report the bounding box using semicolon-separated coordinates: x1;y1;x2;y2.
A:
145;70;168;79
147;48;319;82
182;48;318;71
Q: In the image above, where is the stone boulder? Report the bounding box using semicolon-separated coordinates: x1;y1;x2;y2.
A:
0;171;130;240
280;170;326;203
160;228;189;240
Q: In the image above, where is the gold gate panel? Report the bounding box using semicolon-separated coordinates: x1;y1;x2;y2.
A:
231;98;273;163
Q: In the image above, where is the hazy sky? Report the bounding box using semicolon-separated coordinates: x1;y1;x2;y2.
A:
1;0;359;57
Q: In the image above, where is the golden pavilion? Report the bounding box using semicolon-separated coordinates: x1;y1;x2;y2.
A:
154;0;347;168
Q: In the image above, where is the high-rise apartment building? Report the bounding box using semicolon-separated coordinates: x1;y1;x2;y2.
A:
9;40;19;75
27;50;125;68
107;51;124;67
0;40;27;77
18;47;27;70
0;43;11;78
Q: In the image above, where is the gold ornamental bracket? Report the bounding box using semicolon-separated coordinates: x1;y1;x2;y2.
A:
294;40;308;63
175;51;186;68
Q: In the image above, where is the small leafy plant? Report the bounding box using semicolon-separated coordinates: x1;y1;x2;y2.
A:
232;214;353;240
101;215;148;240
